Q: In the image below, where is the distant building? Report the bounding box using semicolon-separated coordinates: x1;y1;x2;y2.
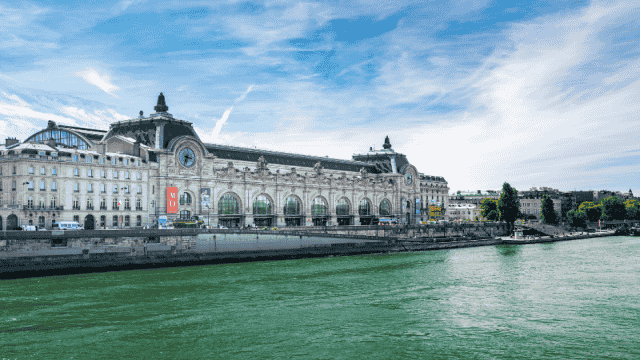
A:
520;198;562;220
447;203;481;222
449;190;501;207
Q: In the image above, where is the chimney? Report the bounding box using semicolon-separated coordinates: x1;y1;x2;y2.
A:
5;137;19;147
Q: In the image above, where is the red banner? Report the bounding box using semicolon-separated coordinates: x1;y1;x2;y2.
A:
167;187;178;213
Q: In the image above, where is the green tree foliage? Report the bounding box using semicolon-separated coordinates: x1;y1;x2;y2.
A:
498;182;520;227
566;210;587;228
540;195;559;224
480;198;498;220
578;201;602;222
487;210;499;221
600;196;626;221
625;199;640;220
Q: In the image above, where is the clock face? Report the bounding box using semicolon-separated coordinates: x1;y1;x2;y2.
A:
406;173;412;185
179;148;196;168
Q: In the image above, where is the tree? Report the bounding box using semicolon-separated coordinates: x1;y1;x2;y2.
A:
540;195;558;224
625;199;640;220
480;198;498;220
578;201;602;222
567;210;587;228
498;182;520;232
487;210;499;221
600;196;626;221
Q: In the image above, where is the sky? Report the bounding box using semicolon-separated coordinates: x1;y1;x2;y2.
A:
1;0;639;194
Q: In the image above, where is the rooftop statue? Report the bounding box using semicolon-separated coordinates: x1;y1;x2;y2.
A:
154;92;169;113
383;135;392;150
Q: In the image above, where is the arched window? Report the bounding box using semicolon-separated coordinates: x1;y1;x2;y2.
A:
179;210;191;219
379;199;392;216
179;192;192;205
283;196;300;215
218;193;240;214
253;195;271;215
27;129;89;149
359;199;371;216
336;198;350;216
311;197;327;216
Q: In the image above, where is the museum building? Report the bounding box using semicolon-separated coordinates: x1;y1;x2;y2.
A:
0;94;449;230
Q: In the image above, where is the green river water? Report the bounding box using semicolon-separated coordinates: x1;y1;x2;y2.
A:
1;236;639;359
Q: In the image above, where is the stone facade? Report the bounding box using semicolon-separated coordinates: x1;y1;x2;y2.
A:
0;95;448;229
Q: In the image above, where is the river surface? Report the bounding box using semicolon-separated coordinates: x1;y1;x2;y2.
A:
1;236;639;359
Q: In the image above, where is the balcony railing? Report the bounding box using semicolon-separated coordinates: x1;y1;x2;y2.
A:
100;206;107;210
136;207;143;211
72;206;81;210
86;206;94;210
124;207;131;211
22;205;64;211
112;206;119;210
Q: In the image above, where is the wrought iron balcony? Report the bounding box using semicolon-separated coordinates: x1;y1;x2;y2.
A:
22;205;64;211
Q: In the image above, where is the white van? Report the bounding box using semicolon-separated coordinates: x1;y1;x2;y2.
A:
52;221;83;230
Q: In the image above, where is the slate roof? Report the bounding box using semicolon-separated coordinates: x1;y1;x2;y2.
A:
204;143;377;173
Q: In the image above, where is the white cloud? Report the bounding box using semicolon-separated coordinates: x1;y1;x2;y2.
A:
75;68;121;97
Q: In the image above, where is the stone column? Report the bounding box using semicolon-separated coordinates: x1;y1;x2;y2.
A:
155;122;164;149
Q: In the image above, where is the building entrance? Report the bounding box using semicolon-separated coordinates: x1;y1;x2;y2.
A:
359;216;377;225
84;214;95;230
312;217;328;226
7;214;18;230
285;217;301;227
219;217;241;228
254;217;273;228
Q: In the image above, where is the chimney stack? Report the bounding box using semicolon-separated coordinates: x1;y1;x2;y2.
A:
5;137;19;147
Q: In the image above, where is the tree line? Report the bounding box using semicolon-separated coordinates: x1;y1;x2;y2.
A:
479;182;638;230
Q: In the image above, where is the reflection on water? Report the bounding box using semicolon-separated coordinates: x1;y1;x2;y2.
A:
1;237;639;360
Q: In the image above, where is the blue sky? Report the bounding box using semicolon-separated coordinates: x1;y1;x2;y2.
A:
1;0;640;194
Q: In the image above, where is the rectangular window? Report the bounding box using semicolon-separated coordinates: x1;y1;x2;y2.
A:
51;181;57;191
73;183;79;192
137;185;142;194
136;173;141;180
52;168;57;176
136;160;140;166
29;167;34;174
113;198;118;210
86;156;92;163
101;170;106;179
101;184;106;193
100;198;106;210
88;183;93;193
124;159;129;166
113;171;118;179
27;181;34;190
124;185;130;194
74;168;79;177
100;157;105;164
125;171;129;179
40;167;45;175
73;215;79;222
112;158;117;165
73;155;78;162
113;185;118;194
87;169;93;178
152;185;154;195
40;181;45;191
